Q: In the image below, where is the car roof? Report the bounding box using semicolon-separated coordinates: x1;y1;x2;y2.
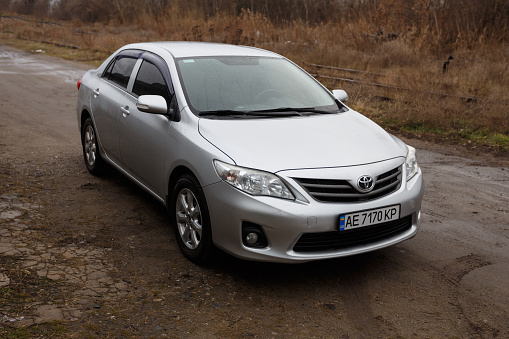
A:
122;41;282;59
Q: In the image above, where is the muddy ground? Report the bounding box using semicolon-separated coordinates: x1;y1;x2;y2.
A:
0;45;508;338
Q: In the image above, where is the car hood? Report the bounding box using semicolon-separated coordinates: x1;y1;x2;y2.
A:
198;110;407;173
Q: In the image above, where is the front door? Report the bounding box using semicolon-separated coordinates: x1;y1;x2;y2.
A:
119;57;175;199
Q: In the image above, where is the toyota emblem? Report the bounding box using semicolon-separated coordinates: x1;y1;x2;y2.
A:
357;175;374;192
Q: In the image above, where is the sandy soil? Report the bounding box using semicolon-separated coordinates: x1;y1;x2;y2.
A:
1;45;508;338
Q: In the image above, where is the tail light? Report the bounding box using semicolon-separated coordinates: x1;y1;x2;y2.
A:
77;79;82;90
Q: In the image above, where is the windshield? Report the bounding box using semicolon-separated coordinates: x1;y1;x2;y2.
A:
176;56;342;117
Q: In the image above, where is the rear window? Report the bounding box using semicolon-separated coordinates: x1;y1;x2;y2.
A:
105;56;137;89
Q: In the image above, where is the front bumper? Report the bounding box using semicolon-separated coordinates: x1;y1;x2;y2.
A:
203;164;424;263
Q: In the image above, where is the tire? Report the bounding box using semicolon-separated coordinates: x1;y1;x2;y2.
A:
171;174;215;264
81;117;106;176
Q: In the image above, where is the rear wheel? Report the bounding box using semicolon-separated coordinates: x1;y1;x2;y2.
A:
171;175;215;264
82;117;106;175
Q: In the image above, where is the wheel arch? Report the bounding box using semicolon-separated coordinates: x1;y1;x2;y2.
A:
166;165;197;207
80;109;91;134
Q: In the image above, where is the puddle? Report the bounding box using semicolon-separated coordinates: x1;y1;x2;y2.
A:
0;49;86;82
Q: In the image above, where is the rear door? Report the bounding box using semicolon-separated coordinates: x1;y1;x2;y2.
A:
91;50;140;165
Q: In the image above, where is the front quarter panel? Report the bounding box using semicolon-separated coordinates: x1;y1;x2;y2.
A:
165;109;230;197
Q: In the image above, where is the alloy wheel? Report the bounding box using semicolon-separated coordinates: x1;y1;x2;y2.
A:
84;125;97;166
175;188;202;249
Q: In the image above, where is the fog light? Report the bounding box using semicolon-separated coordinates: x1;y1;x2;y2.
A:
242;222;269;248
245;232;259;245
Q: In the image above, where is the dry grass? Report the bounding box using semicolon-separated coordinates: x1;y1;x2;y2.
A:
1;9;508;148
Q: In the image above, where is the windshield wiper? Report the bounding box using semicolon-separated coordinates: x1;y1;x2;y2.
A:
198;109;303;117
198;106;342;117
250;107;338;115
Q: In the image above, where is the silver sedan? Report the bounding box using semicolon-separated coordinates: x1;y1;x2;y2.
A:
76;42;424;263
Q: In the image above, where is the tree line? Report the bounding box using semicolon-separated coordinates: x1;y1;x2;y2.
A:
2;0;509;46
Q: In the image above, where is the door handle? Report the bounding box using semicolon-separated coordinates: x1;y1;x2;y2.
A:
120;106;130;116
92;88;100;97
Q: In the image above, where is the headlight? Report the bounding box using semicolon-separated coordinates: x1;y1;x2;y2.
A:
214;160;295;200
405;145;420;181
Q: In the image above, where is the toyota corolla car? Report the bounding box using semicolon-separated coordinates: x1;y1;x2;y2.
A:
76;42;424;264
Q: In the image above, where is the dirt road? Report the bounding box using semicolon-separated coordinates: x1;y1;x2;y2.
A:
1;45;508;338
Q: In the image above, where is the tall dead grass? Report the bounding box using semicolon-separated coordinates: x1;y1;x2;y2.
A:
1;0;508;145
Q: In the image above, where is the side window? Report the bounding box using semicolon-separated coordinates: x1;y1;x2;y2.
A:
108;56;137;89
132;60;172;107
103;59;115;79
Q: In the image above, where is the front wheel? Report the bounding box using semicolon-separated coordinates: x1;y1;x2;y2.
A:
171;175;215;264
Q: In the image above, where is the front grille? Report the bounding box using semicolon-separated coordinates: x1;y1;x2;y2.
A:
293;215;412;253
293;166;402;203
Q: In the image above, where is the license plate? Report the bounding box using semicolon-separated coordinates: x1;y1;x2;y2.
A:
339;205;400;231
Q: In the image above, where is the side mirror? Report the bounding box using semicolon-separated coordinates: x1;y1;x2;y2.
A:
136;95;168;114
332;89;348;102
